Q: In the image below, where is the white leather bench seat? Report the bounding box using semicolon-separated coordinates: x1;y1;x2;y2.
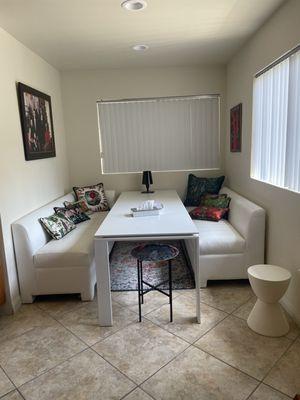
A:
193;219;246;256
33;212;108;268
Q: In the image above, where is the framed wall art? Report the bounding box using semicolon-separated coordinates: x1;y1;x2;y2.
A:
17;82;56;160
230;103;242;152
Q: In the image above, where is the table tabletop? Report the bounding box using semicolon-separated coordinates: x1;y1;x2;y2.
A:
95;190;198;239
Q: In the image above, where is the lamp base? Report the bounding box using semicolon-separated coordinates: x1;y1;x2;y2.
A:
141;191;155;194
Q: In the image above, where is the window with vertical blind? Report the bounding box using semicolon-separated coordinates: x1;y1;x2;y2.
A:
251;45;300;193
97;95;220;174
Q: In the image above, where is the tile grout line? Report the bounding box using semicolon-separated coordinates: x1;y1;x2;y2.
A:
262;382;294;399
0;365;17;392
191;315;294;386
190;344;262;384
0;389;18;400
133;342;194;391
142;316;193;346
17;346;89;392
244;381;294;400
0;304;54;346
244;382;264;400
89;346;139;388
259;332;299;385
35;300;87;319
112;291;183;318
47;300;140;347
143;304;229;346
120;385;157;400
16;388;26;400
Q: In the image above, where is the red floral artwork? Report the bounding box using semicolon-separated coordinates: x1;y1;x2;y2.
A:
230;103;242;152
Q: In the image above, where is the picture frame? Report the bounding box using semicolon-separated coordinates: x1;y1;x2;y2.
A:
230;103;242;152
17;82;56;160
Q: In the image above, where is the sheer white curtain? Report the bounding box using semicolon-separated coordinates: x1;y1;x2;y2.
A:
98;96;220;174
251;49;300;193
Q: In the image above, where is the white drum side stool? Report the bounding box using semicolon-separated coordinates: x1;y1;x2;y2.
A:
247;265;291;337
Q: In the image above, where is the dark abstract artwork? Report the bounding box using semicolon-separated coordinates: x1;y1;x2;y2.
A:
230;103;242;152
18;83;56;160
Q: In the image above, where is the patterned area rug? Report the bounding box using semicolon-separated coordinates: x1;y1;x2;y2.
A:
110;240;195;291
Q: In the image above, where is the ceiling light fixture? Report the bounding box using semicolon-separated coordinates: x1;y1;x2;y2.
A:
132;44;149;51
121;0;147;11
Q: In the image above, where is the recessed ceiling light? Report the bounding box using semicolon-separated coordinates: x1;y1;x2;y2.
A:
121;0;147;11
132;44;149;51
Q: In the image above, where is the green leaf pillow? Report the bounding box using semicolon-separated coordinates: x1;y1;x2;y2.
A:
40;213;76;240
201;194;231;208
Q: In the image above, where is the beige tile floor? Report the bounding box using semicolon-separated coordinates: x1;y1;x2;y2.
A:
0;281;299;400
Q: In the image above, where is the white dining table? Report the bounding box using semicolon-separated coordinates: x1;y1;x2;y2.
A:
94;190;200;326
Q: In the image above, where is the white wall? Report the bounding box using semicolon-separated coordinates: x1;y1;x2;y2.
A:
226;0;300;323
61;65;226;199
0;27;69;312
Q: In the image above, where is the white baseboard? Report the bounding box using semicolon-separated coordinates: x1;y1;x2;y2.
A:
281;297;300;328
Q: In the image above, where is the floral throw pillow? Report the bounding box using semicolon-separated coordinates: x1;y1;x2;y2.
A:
201;194;231;209
73;183;109;212
63;199;91;214
189;206;229;222
40;214;76;240
54;206;90;225
184;174;225;207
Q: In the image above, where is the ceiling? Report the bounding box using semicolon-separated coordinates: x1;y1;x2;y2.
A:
0;0;285;70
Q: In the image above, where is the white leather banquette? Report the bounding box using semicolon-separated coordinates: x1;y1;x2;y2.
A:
12;185;265;303
12;191;115;303
185;187;266;287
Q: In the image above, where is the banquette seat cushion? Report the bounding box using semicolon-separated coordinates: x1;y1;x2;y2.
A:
194;219;245;256
33;212;108;268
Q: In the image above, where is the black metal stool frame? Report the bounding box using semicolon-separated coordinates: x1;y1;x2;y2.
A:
137;259;173;323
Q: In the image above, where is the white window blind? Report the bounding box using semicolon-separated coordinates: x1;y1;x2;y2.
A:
251;46;300;193
97;95;220;174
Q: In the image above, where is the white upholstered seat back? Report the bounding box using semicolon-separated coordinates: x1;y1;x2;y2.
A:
12;193;76;255
220;186;265;239
12;190;116;256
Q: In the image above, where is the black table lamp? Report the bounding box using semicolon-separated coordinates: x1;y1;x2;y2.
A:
142;171;154;193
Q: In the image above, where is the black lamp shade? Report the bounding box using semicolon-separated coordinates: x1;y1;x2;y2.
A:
142;171;153;185
142;171;154;193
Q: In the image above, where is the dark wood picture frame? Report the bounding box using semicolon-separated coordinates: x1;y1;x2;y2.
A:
230;103;242;152
17;82;56;160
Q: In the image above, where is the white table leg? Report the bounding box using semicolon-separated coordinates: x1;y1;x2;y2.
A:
193;236;201;323
95;239;113;326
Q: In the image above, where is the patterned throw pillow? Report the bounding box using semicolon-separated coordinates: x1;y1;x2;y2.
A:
184;175;225;206
63;199;90;214
201;194;231;209
189;206;229;222
54;206;90;225
73;183;109;213
40;214;76;240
